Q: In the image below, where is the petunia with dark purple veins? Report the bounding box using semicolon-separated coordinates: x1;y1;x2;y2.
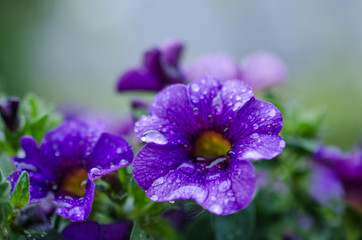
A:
133;77;285;215
7;120;133;221
312;144;362;214
62;221;132;240
116;39;185;92
0;96;20;132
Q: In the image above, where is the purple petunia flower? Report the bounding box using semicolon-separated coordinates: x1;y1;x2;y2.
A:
62;221;132;240
186;51;287;91
312;144;362;214
116;39;185;92
0;96;20;132
7;120;133;221
133;77;285;215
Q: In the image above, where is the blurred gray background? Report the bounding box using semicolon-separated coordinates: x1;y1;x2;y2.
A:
1;0;361;149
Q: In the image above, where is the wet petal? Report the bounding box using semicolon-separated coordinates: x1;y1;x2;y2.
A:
232;134;285;161
227;98;283;142
117;67;164;92
149;84;199;135
54;179;95;221
87;133;133;180
134;115;190;146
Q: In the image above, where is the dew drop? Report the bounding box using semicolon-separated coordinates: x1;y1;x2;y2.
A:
177;163;195;174
153;176;165;186
232;102;242;111
218;179;231;192
150;195;159;201
141;130;168;145
253;123;259;130
116;147;122;154
269;109;276;117
191;83;200;92
279;140;286;148
251;133;259;139
210;204;222;214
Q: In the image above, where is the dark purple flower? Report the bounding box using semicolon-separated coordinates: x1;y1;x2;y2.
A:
7;120;133;221
313;144;362;213
62;221;132;240
133;77;285;215
186;52;287;91
0;96;20;132
117;39;185;92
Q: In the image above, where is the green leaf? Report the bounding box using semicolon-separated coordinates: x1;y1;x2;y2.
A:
131;222;156;240
10;171;29;208
0;180;11;198
0;198;12;227
0;169;3;182
213;202;256;240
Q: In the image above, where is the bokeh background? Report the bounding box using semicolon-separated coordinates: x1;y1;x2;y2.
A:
1;0;361;149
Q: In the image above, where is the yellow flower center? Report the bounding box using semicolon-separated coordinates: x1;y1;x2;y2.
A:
193;131;231;159
61;168;88;197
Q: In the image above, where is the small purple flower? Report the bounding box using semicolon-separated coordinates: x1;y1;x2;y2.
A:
313;144;362;213
62;221;132;240
0;96;20;132
116;39;185;92
133;77;285;215
7;120;133;221
186;53;242;82
240;51;288;92
186;52;287;91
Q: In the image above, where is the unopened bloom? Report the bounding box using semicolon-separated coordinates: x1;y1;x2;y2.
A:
7;120;133;221
116;39;185;92
133;77;285;215
0;96;20;132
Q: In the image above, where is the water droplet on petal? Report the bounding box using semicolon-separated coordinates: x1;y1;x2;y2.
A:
218;179;231;192
116;147;122;154
177;163;195;174
251;133;259;139
153;176;165;186
269;109;276;117
141;130;168;145
232;102;242;111
279;140;286;148
191;83;200;92
253;123;259;130
210;204;222;214
150;195;159;201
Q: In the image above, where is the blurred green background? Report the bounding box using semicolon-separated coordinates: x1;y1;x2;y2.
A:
1;0;361;149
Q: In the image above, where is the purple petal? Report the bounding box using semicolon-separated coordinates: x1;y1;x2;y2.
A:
134;115;190;145
186;54;242;82
13;137;58;182
87;133;133;180
149;84;199;135
161;39;184;66
54;179;95;221
308;163;344;208
202;160;256;215
62;221;132;240
240;51;288;91
117;67;164;92
133;144;187;189
218;80;254;130
226;98;283;142
187;77;223;127
40;120;104;171
0;96;20;132
233;134;285;161
136;144;256;215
